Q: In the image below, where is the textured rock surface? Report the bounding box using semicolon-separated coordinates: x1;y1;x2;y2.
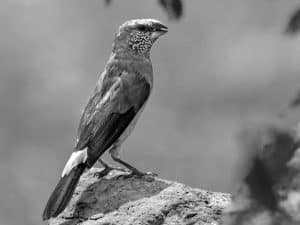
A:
47;168;230;225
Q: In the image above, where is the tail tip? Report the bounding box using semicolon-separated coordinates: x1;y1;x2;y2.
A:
42;213;50;221
42;208;54;221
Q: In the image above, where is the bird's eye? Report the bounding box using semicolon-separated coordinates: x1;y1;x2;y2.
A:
136;25;148;32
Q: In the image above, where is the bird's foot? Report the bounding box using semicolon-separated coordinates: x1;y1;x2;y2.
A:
93;167;111;178
93;166;129;179
132;170;157;177
117;169;157;181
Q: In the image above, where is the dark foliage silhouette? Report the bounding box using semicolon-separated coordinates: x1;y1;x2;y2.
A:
285;7;300;35
104;0;111;6
221;123;300;224
289;89;300;109
158;0;183;20
104;0;183;20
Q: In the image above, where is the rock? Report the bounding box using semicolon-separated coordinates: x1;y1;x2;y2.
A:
47;168;231;225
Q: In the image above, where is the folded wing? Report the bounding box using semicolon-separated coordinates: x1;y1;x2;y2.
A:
75;70;150;167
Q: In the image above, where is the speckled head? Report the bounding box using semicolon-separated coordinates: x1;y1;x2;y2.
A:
113;18;168;57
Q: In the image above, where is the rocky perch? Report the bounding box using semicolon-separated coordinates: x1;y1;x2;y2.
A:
47;168;231;225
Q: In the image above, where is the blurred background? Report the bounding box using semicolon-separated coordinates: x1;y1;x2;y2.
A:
2;0;300;224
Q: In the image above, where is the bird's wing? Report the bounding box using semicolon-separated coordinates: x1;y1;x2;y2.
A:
75;70;150;167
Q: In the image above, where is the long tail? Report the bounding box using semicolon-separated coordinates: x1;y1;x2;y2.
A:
42;162;87;220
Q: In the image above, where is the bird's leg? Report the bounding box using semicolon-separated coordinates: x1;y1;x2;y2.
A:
109;145;157;179
93;158;128;178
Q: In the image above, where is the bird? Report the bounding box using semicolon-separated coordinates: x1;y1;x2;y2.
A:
42;18;168;221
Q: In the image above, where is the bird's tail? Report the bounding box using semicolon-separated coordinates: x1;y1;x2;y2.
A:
42;162;87;220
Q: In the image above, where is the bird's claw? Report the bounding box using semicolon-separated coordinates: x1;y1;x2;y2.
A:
110;166;129;173
116;170;157;181
93;166;129;179
93;168;111;179
137;171;157;177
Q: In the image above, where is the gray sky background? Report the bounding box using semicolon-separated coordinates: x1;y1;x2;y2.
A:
1;0;300;224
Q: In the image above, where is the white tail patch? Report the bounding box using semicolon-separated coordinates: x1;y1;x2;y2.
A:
61;149;87;177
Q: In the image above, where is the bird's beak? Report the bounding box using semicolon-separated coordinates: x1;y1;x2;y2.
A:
151;25;168;39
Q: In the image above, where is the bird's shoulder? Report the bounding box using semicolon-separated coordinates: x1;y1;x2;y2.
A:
103;58;152;109
81;55;151;119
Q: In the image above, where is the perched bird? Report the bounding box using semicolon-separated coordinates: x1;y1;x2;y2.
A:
42;18;168;220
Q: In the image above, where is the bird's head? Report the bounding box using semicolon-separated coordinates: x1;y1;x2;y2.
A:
113;18;168;57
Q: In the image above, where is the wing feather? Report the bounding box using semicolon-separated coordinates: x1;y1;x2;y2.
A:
75;70;150;167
